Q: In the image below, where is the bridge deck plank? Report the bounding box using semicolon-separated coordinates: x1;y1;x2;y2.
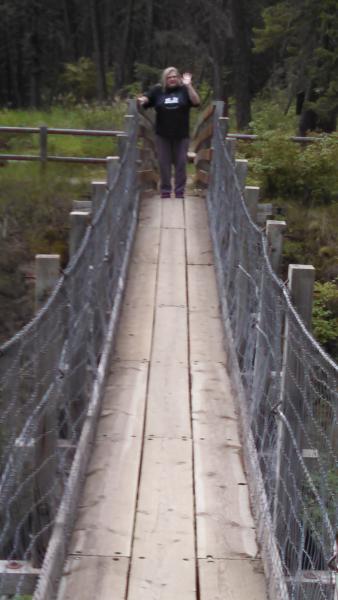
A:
66;360;148;558
113;261;157;362
57;556;129;600
186;221;213;265
138;195;161;227
198;558;266;600
127;438;196;599
161;196;185;228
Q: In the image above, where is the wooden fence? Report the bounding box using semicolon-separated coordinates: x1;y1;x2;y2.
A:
0;126;127;164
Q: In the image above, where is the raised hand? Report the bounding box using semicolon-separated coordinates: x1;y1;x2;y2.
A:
182;72;192;86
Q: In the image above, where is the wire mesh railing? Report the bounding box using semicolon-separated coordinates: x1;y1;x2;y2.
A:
207;104;338;600
0;105;140;599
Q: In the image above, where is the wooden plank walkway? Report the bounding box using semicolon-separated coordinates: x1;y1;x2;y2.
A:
57;194;267;600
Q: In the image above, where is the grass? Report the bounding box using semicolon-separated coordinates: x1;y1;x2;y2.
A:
0;104;126;159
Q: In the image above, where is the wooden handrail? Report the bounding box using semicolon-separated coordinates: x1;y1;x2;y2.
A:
0;125;126;164
0;153;107;164
0;126;125;136
227;132;337;143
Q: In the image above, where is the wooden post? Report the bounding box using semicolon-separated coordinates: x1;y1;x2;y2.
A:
73;199;92;213
275;264;315;575
69;211;90;259
225;137;236;163
127;98;137;114
288;264;315;330
244;186;259;222
35;254;60;311
235;158;248;191
257;203;274;226
0;561;39;595
117;133;128;157
266;219;287;276
106;156;120;189
33;254;61;567
39;126;48;167
218;116;229;139
124;114;134;135
91;181;107;215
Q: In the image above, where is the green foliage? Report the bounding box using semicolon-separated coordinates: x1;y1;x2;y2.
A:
241;93;338;208
249;90;297;135
238;94;338;363
58;58;115;104
59;58;97;102
312;281;338;359
121;81;143;98
198;80;213;107
302;463;338;538
253;2;298;54
134;63;161;90
248;133;338;205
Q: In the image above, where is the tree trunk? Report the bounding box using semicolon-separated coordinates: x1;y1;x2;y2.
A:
5;28;21;107
143;0;154;65
89;0;107;101
62;0;76;62
208;0;229;106
115;0;134;89
229;0;252;129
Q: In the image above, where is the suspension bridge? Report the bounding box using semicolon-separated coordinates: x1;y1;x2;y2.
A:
0;101;336;600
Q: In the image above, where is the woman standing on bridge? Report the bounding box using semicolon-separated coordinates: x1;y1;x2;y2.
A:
137;66;200;199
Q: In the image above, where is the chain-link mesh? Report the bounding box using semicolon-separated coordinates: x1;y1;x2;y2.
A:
208;109;338;600
0;107;140;598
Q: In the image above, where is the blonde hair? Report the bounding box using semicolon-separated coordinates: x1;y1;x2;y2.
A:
161;67;180;91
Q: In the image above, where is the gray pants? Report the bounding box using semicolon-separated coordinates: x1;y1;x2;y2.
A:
155;135;189;196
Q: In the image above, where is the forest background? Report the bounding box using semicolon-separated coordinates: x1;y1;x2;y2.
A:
0;0;337;360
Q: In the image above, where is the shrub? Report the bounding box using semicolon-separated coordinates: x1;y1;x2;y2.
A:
58;58;115;104
312;281;338;361
249;134;338;205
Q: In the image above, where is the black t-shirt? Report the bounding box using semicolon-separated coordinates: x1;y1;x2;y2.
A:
144;84;193;139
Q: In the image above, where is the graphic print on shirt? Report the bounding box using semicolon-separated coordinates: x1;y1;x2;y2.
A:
163;95;180;109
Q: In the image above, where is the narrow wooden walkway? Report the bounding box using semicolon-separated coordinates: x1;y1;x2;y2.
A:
57;194;267;599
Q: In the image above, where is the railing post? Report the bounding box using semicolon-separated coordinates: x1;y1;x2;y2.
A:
266;219;287;276
275;264;315;577
39;126;48;168
212;100;224;122
127;98;137;114
69;211;90;258
244;186;259;221
235;158;248;191
35;254;60;311
287;265;315;330
218;116;229;139
225;137;236;163
73;199;92;213
117;133;128;157
91;181;107;216
106;156;120;189
33;254;60;566
124;114;134;135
